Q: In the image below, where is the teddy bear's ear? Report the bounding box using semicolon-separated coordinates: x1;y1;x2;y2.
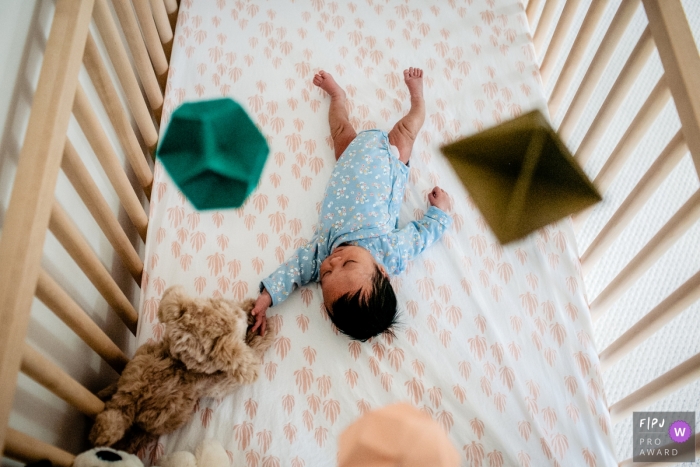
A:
158;286;188;323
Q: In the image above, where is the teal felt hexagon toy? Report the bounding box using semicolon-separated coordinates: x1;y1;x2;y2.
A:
157;98;269;210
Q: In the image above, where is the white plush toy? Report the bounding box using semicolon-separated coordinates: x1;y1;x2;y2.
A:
156;439;230;467
73;447;143;467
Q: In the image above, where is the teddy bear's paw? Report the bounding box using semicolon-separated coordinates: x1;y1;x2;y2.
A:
240;298;256;312
247;320;277;354
236;364;260;385
89;409;132;447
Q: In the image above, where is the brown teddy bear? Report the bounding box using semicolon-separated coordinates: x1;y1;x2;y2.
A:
89;285;276;451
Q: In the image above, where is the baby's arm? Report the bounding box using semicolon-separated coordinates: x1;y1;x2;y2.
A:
251;240;320;334
392;187;453;267
396;207;452;255
260;241;320;304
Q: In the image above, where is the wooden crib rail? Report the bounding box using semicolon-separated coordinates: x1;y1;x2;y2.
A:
599;268;700;371
538;0;584;84
609;352;700;424
544;0;607;114
132;0;169;80
61;139;144;284
558;0;641;141
644;0;700;175
48;201;139;333
572;76;671;231
580;131;687;274
1;0;173;456
150;0;174;47
531;0;559;55
92;0;159;149
83;33;154;197
21;344;105;418
73;84;149;241
106;0;163;115
0;0;96;447
573;26;655;171
4;429;75;467
35;270;130;373
530;0;700;447
589;189;700;318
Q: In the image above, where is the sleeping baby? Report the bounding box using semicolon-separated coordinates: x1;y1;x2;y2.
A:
251;68;452;341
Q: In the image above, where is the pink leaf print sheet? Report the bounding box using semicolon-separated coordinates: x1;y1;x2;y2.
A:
137;0;616;466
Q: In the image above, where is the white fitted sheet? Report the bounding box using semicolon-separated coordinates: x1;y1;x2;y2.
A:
136;0;616;465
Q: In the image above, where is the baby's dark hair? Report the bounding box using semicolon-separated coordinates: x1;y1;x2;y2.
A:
327;265;397;341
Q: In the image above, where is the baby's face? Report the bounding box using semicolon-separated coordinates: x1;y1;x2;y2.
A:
320;245;383;310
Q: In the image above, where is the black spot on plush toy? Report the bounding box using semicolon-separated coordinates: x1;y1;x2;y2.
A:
72;447;143;467
24;461;54;467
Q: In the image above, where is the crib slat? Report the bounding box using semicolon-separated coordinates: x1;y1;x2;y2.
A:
581;132;686;275
83;32;153;197
643;0;700;176
558;0;642;140
92;0;159;149
73;85;148;241
574;27;655;168
35;269;129;373
590;189;700;319
62;139;144;284
526;0;544;29
573;77;670;231
106;0;163;112
150;0;173;44
4;428;75;467
539;0;584;84
532;0;559;56
21;343;105;417
163;0;177;15
609;352;700;424
49;201;139;334
0;0;95;448
547;0;609;116
132;0;169;76
591;77;670;193
599;268;700;370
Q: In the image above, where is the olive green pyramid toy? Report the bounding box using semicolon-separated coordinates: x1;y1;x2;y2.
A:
440;110;601;244
157;98;269;210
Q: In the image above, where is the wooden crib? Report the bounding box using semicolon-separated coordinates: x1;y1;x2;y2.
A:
0;0;698;464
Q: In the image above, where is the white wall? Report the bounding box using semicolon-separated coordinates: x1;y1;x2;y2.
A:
1;0;147;463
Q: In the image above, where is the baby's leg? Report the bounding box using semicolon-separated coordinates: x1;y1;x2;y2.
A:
388;68;425;165
314;70;357;161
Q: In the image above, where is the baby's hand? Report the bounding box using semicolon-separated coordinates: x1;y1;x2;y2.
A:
251;289;272;336
428;186;450;212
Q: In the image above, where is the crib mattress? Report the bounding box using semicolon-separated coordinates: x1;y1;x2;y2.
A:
137;0;616;465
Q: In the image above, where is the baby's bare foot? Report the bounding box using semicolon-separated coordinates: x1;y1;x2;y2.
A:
404;67;424;100
313;70;344;98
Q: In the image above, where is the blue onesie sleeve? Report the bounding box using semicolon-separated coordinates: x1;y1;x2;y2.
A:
385;206;453;274
260;238;322;306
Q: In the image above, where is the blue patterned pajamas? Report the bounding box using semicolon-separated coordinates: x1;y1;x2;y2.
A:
261;129;453;305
